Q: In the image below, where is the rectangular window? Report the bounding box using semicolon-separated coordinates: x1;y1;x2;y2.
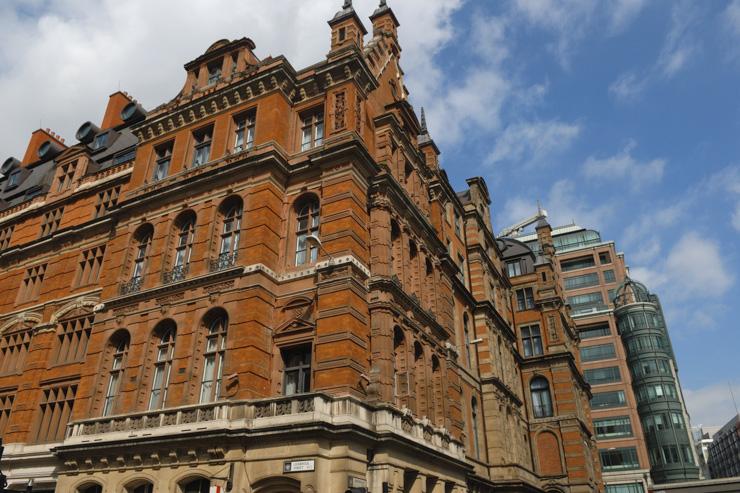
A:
112;148;136;166
18;263;46;302
0;394;13;436
594;416;633;439
0;226;13;250
54;316;93;364
282;346;311;396
560;255;595;271
599;251;612;264
92;132;109;150
6;170;20;188
506;261;522;277
564;272;600;290
579;323;610;339
662;445;680;464
591;390;626;409
603;269;616;283
605;483;644;493
33;385;76;443
457;254;466;285
584;366;621;385
233;111;256;152
568;291;606;314
581;343;616;362
454;210;462;237
600;447;639;471
152;142;173;182
521;325;543;357
75;246;106;286
300;110;324;151
55;160;78;192
40;207;64;237
192;126;213;167
207;61;222;85
0;328;32;374
94;186;121;218
516;287;535;311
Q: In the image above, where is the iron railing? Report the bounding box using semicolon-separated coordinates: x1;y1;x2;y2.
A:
119;276;143;295
209;252;237;272
162;264;189;284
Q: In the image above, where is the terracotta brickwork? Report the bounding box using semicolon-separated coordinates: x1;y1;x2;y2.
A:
0;3;603;493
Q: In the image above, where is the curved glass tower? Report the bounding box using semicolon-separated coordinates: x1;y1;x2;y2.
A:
614;279;700;483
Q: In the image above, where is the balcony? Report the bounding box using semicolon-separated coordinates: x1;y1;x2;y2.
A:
62;394;465;462
162;264;189;284
209;252;237;272
119;276;143;295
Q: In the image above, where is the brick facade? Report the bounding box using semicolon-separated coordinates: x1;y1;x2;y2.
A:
0;3;602;492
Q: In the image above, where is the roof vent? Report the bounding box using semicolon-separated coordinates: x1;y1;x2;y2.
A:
121;102;147;124
38;140;65;161
76;121;102;144
1;157;20;175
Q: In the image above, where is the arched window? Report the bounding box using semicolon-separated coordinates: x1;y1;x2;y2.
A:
181;477;211;493
199;311;228;403
463;313;472;368
390;220;401;277
214;197;242;271
531;377;553;418
471;397;481;458
168;212;195;282
78;483;103;493
126;481;154;493
102;331;130;416
413;342;425;416
431;355;444;426
393;327;407;406
294;197;320;266
148;321;176;410
125;224;153;293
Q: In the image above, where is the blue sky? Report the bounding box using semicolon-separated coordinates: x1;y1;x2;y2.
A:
0;0;738;427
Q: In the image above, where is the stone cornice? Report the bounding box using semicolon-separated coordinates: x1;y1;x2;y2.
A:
480;375;524;407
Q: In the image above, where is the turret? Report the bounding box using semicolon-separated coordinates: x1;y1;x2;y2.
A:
328;0;367;52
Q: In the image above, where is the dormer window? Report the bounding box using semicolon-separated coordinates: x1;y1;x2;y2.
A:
6;170;20;189
207;61;222;85
234;111;256;152
192;126;213;167
91;132;108;150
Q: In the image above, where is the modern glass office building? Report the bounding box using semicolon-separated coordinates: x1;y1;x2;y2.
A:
614;279;700;483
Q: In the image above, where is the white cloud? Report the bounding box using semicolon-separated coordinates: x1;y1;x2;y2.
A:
0;0;463;158
510;0;647;67
609;1;700;101
486;120;581;167
497;178;611;234
733;203;740;232
583;140;666;190
608;72;646;101
608;0;648;34
632;232;733;301
684;381;740;428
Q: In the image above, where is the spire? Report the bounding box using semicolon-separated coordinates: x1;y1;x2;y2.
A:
420;107;428;135
343;0;352;8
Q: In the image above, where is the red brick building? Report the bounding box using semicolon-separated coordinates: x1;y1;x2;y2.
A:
0;2;602;492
